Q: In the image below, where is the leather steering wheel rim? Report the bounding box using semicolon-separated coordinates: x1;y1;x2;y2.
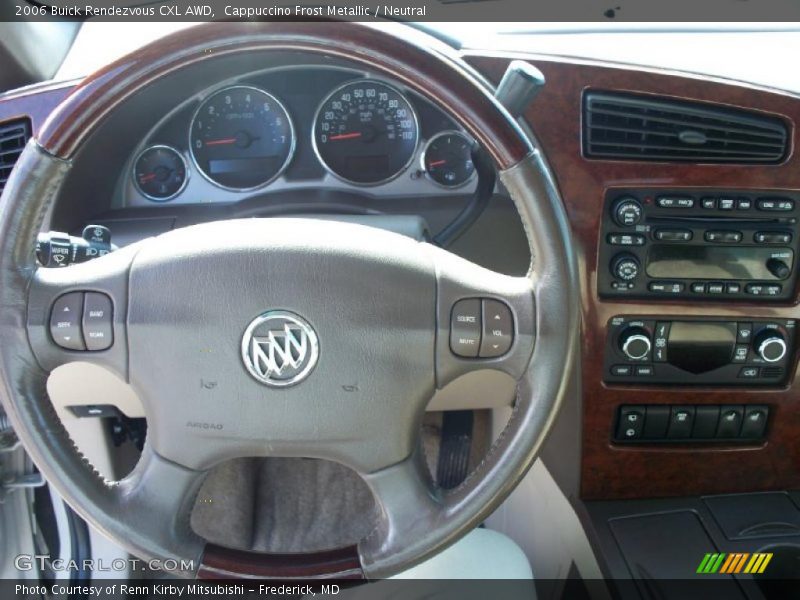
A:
0;21;579;579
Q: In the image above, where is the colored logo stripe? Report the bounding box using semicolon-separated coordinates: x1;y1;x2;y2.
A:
697;552;773;574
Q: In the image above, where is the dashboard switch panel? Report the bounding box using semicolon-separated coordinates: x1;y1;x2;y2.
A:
614;404;769;443
598;189;800;301
605;316;795;386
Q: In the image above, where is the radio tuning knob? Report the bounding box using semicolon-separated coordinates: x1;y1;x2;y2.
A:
619;328;652;361
612;197;643;227
754;330;787;363
766;258;791;280
611;253;640;281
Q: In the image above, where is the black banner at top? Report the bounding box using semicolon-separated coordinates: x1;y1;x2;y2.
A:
5;0;800;22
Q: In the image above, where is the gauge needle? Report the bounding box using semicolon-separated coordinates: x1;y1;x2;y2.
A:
205;137;238;146
329;132;363;141
139;173;157;183
428;160;447;167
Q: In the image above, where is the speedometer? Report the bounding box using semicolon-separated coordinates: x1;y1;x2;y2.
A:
190;86;295;191
312;80;419;185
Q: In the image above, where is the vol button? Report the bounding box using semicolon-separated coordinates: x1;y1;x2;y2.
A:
479;299;514;358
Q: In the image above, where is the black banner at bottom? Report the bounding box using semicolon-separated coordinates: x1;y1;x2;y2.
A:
3;578;797;600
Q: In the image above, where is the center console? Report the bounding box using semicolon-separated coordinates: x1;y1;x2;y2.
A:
598;188;800;301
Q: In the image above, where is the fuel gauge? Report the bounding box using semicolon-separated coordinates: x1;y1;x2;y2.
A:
421;131;476;188
133;145;188;202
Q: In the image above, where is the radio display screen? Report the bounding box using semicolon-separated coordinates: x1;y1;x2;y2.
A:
646;246;793;281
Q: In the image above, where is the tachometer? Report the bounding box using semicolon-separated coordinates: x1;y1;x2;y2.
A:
190;86;295;190
313;80;419;185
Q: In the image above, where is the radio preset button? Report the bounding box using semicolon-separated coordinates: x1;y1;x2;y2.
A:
737;198;753;210
726;283;741;294
612;197;643;227
648;281;684;294
701;197;717;209
719;198;735;210
690;282;707;293
707;283;725;294
657;196;694;208
746;283;782;296
704;230;742;243
754;231;792;244
608;233;646;246
654;229;692;242
758;198;794;212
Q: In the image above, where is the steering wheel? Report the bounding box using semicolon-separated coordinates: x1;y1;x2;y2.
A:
0;22;578;579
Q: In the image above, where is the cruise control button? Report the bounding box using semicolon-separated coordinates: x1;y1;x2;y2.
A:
479;299;514;358
82;292;113;351
450;299;481;358
50;293;85;351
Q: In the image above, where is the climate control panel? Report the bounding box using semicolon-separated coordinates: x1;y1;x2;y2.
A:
605;316;795;385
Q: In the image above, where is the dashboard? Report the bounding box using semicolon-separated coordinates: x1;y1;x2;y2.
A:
120;66;477;208
5;25;800;512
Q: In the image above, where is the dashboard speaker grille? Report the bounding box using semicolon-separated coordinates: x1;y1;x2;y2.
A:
0;118;31;196
583;92;788;163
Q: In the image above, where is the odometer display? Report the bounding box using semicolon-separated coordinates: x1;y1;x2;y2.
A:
313;80;419;185
190;86;294;190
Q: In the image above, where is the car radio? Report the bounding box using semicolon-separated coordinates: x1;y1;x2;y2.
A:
598;188;800;301
604;315;795;385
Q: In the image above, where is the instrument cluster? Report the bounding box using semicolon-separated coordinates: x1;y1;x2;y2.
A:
126;68;477;207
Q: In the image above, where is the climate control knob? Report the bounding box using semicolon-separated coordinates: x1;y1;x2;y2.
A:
611;254;640;281
612;197;643;227
619;328;652;361
755;330;787;363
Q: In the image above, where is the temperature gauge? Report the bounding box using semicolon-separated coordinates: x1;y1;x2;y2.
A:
133;145;188;202
421;131;476;188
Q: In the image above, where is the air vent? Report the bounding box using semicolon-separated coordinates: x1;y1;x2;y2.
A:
762;367;784;379
584;92;788;163
0;118;31;196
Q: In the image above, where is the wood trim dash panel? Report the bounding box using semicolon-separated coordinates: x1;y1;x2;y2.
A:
468;53;800;500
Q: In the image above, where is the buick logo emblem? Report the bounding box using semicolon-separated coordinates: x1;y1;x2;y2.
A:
241;311;319;387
